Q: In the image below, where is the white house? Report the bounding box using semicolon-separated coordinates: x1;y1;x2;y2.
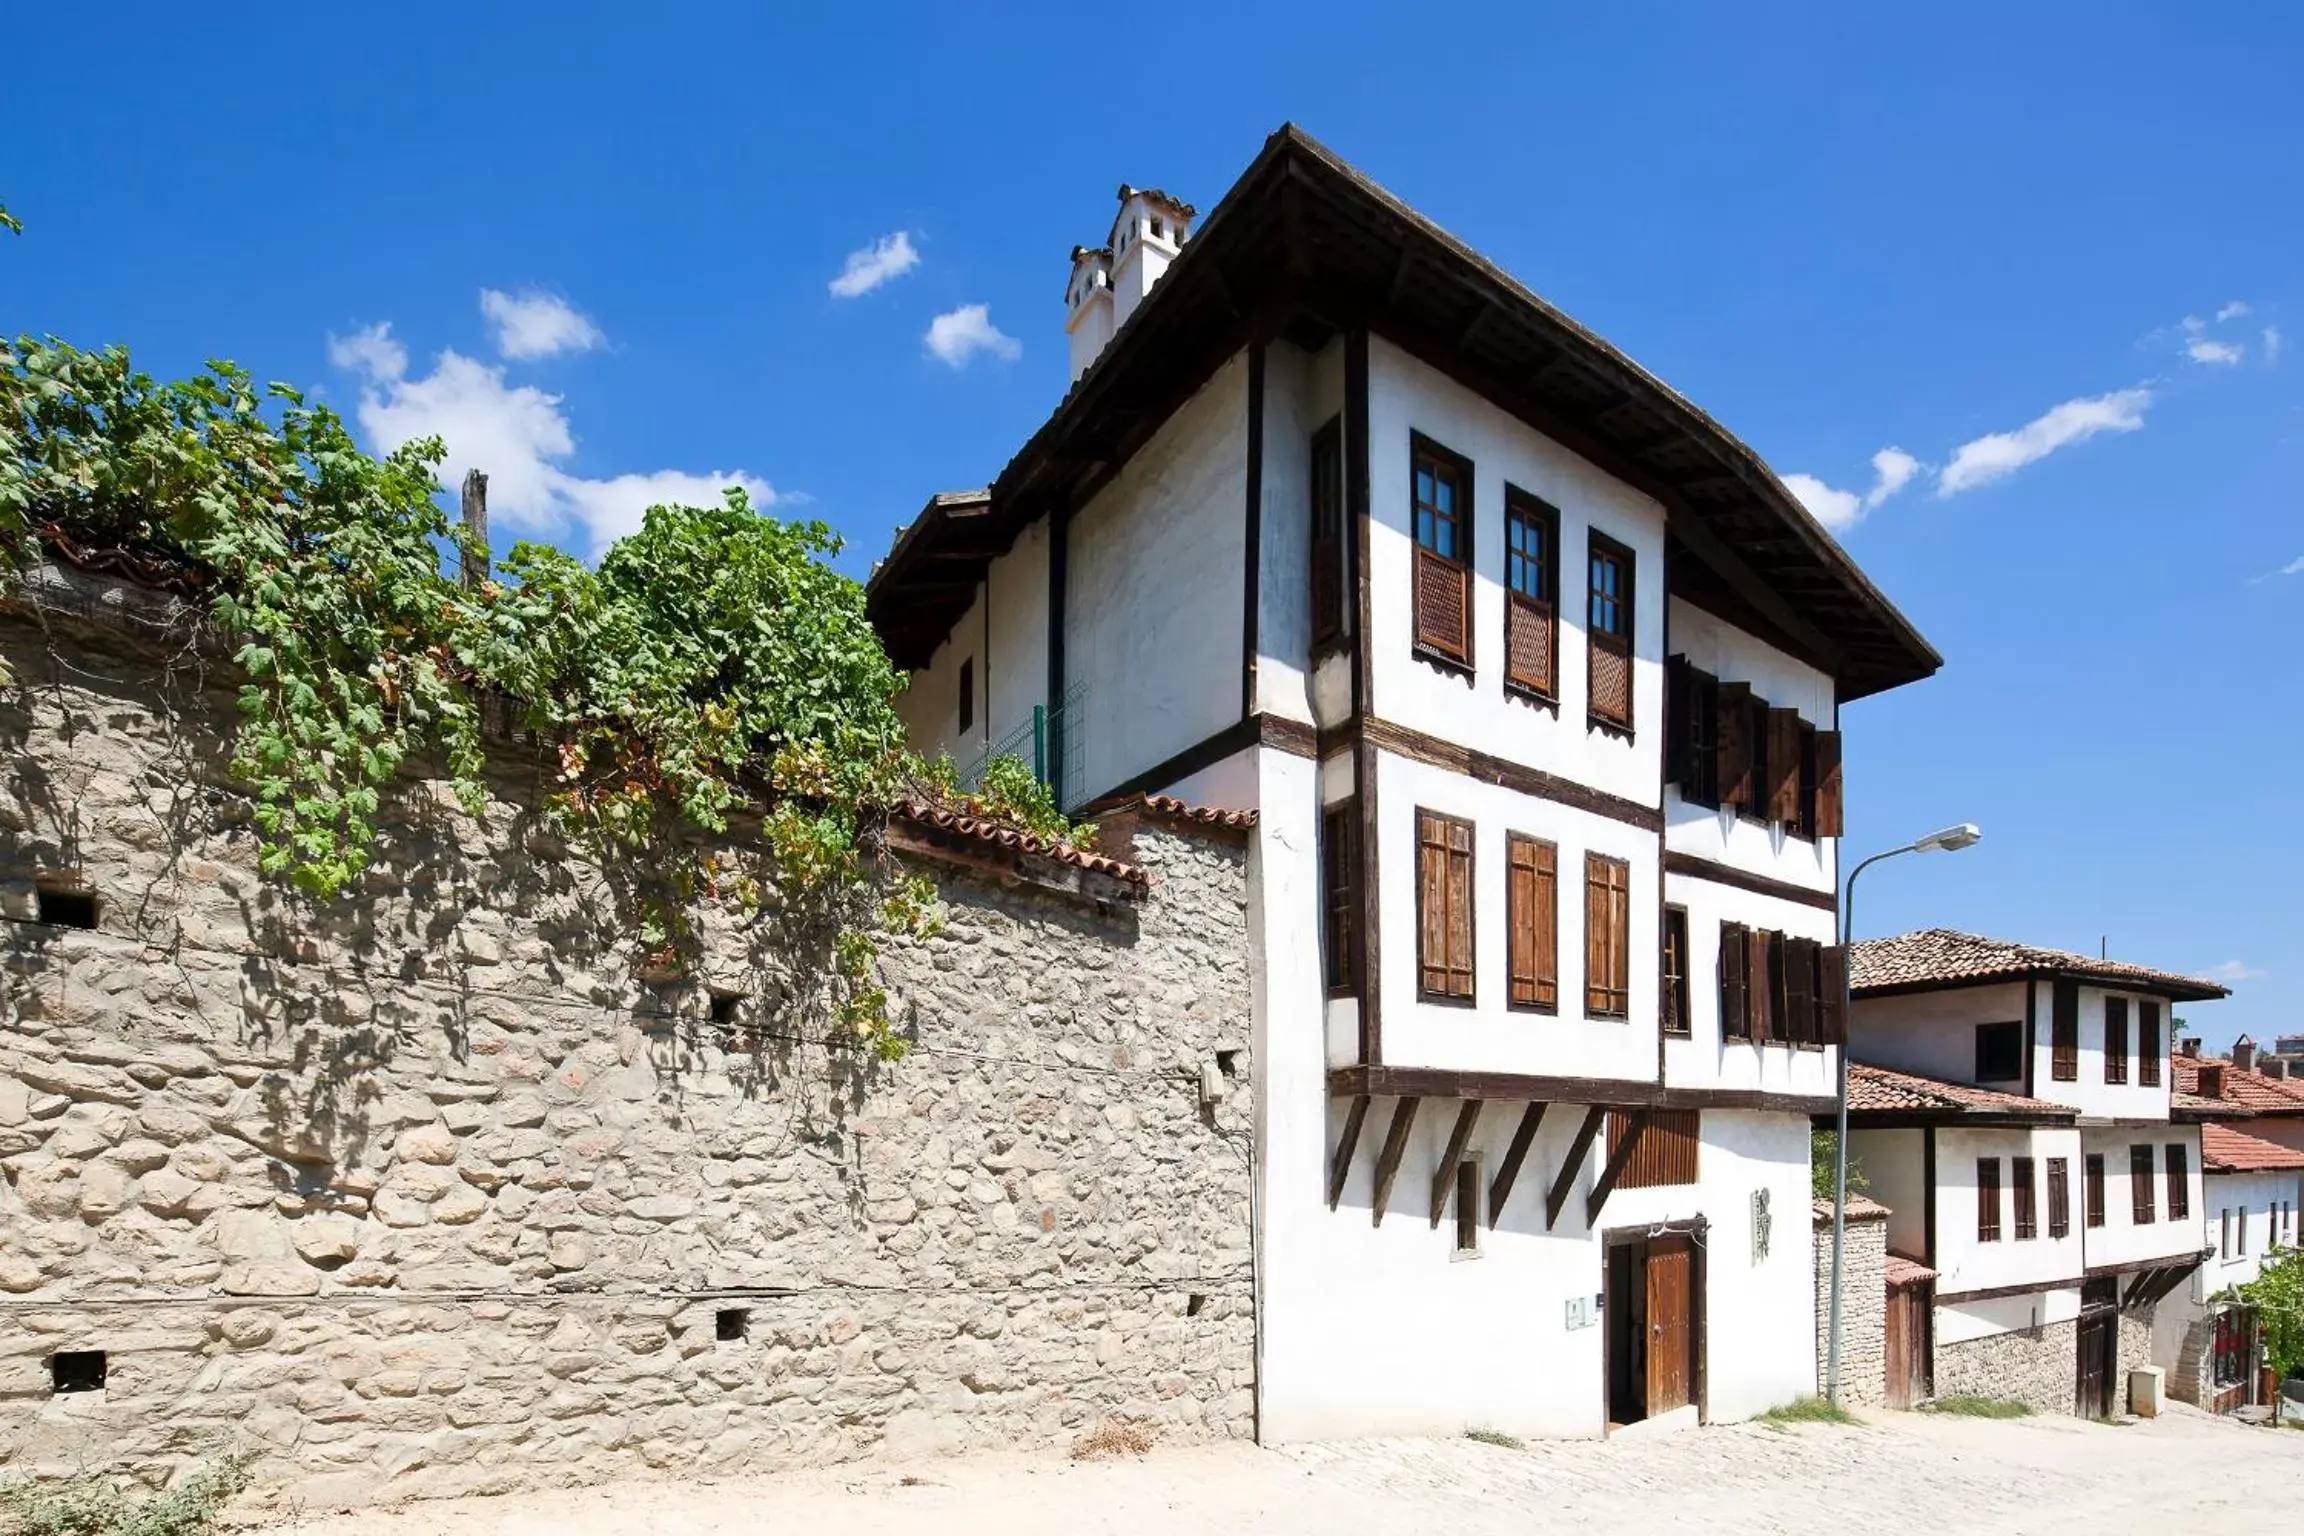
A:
1846;929;2228;1416
868;125;1943;1439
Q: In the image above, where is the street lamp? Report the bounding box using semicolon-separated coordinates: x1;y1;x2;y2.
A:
1825;823;1982;1406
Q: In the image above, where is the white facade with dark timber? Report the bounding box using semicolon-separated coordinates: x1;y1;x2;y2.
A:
869;126;1943;1441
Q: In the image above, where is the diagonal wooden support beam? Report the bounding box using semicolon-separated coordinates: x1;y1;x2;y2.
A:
1488;1101;1548;1228
1545;1106;1609;1231
1369;1097;1422;1227
1327;1095;1370;1211
1429;1100;1484;1228
1585;1109;1649;1228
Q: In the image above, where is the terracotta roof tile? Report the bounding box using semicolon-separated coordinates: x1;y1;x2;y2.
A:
2202;1123;2304;1174
1884;1254;1938;1287
1846;1060;2074;1121
889;800;1147;885
1811;1193;1891;1222
1851;929;2230;1002
2174;1055;2304;1114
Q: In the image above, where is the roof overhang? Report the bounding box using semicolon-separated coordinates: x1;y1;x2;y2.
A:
1854;964;2231;1005
868;124;1942;696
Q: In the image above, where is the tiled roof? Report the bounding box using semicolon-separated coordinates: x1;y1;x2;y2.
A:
890;800;1147;886
1811;1193;1891;1223
1131;794;1258;832
1851;928;2231;1002
1884;1254;1939;1287
2174;1055;2304;1115
2201;1124;2304;1174
1846;1060;2075;1122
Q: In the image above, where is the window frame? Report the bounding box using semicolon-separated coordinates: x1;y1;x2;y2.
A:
1451;1153;1484;1258
2052;982;2079;1082
1583;851;1632;1020
1977;1157;2003;1242
2166;1143;2190;1222
2105;996;2130;1085
1974;1020;2024;1083
1320;802;1359;998
2084;1153;2106;1229
1719;921;1752;1041
1414;808;1477;1005
1661;905;1690;1038
2139;1000;2163;1087
1505;832;1558;1015
2013;1156;2038;1240
1409;434;1475;670
1585;530;1636;735
2047;1157;2071;1239
1502;488;1559;706
2130;1143;2156;1224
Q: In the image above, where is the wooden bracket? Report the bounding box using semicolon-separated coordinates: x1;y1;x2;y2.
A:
1545;1106;1609;1231
1429;1100;1484;1228
1487;1102;1548;1228
1370;1098;1422;1227
1585;1109;1649;1227
1327;1095;1370;1211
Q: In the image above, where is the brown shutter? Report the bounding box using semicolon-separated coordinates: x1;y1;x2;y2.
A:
1589;635;1632;728
2051;980;2079;1081
2130;1145;2155;1223
1584;854;1630;1017
1507;835;1557;1011
1447;818;1475;999
1585;860;1607;1014
2104;997;2129;1085
1321;804;1358;994
1765;707;1803;822
1817;944;1849;1044
2139;1000;2162;1087
1977;1157;2001;1242
1607;1108;1699;1189
1812;729;1844;837
1415;546;1470;662
1507;592;1554;697
1418;812;1449;996
1720;923;1750;1040
1716;682;1753;810
1783;937;1816;1045
1748;928;1775;1042
2013;1157;2037;1240
2047;1158;2071;1238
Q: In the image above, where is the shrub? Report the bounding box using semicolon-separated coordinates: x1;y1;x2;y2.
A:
1920;1394;2034;1419
0;1451;257;1536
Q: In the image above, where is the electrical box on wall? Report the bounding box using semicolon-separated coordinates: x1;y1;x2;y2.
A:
1564;1294;1600;1331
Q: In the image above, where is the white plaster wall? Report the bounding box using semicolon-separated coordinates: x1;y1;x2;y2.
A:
2027;982;2177;1121
1849;1127;1928;1261
895;582;989;767
1662;596;1836;896
2080;1126;2205;1271
1374;750;1657;1080
1245;745;1313;1448
1848;983;2030;1088
1661;872;1836;1099
1255;337;1344;727
1163;747;1258;815
1067;352;1248;803
893;519;1052;772
1364;339;1664;807
1259;1099;1813;1439
1929;1125;2086;1299
2201;1169;2291;1297
1938;1285;2080;1347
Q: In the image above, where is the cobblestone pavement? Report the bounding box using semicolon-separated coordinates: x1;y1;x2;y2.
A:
263;1404;2304;1536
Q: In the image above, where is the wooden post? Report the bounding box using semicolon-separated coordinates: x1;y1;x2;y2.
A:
460;469;490;589
1429;1100;1483;1228
1369;1098;1421;1227
1327;1095;1370;1211
1545;1106;1608;1231
1488;1101;1548;1228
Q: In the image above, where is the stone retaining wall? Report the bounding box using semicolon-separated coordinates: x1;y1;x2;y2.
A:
0;603;1255;1504
1811;1204;1887;1407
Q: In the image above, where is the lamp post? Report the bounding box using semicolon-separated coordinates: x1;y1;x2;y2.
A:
1826;821;1982;1406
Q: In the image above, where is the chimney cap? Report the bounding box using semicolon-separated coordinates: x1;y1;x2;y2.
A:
1115;183;1198;219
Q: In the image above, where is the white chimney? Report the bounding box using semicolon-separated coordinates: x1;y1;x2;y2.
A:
1067;184;1194;380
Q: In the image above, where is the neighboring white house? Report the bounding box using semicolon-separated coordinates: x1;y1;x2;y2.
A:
868;125;1944;1440
1845;929;2227;1416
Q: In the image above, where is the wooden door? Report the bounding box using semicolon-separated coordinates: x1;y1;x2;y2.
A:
2075;1310;2116;1419
1644;1234;1695;1416
1884;1280;1932;1410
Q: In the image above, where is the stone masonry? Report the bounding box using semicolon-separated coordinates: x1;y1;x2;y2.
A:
0;589;1255;1505
1811;1196;1887;1407
1932;1308;2157;1417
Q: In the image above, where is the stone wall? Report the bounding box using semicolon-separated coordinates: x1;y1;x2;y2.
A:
1811;1201;1887;1407
0;599;1256;1504
1932;1319;2077;1415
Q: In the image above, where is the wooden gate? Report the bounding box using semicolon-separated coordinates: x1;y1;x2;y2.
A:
2076;1308;2118;1419
1885;1278;1933;1410
1645;1234;1695;1416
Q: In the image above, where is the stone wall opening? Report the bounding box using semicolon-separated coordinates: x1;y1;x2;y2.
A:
49;1350;106;1394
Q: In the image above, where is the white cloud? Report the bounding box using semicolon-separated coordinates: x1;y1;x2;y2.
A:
1936;388;2152;497
2248;554;2304;584
2187;337;2244;365
1865;447;1921;509
828;231;921;299
923;304;1021;368
2216;300;2252;322
2203;959;2262;983
479;289;604;361
1784;445;1925;531
330;320;773;550
2266;325;2285;366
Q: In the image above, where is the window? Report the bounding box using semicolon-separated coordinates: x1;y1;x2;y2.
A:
1503;490;1558;699
1664;657;1719;806
957;657;974;735
2047;1157;2071;1238
1977;1157;2003;1242
1321;804;1358;996
1453;1157;1482;1256
1762;707;1804;823
1415;809;1475;1002
1975;1021;2024;1082
1584;853;1631;1018
1793;720;1819;840
1411;438;1472;664
1309;418;1345;647
2222;1207;2234;1259
2085;1153;2106;1228
2052;981;2079;1082
1505;834;1557;1012
2166;1144;2190;1222
2105;997;2130;1085
1740;691;1772;823
1586;533;1634;730
2130;1144;2155;1223
1719;922;1752;1040
2240;1204;2250;1256
2013;1157;2037;1240
1661;906;1690;1037
2139;1000;2162;1087
1605;1108;1699;1188
2212;1307;2250;1388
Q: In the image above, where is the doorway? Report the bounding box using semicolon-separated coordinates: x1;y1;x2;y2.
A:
2076;1278;2119;1419
1884;1277;1933;1410
1606;1232;1697;1427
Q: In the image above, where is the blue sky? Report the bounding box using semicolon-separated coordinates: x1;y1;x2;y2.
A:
5;3;2297;1047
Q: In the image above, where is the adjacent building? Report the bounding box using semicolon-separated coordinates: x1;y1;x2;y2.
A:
1842;929;2228;1416
869;125;1943;1437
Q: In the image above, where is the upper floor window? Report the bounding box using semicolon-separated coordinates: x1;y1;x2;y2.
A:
1584;852;1631;1019
1415;809;1475;1002
1503;490;1558;701
1586;534;1634;731
2129;1144;2155;1223
2084;1153;2106;1227
1975;1020;2023;1083
2139;1000;2163;1087
1411;437;1473;666
1977;1157;2003;1242
1505;833;1558;1013
1309;418;1346;649
1663;658;1841;836
2105;997;2130;1085
957;657;974;735
1661;906;1690;1037
2047;1157;2071;1238
2166;1143;2190;1222
2013;1157;2038;1240
2052;981;2079;1082
1320;802;1358;996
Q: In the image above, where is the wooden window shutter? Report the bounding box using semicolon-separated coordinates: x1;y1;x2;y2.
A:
2084;1153;2105;1228
1321;804;1358;995
2130;1144;2155;1223
1416;810;1475;1001
1782;937;1817;1045
1720;923;1750;1040
1812;729;1844;837
2139;1001;2162;1087
1506;589;1554;697
1664;655;1691;786
2013;1158;2037;1240
1309;419;1345;648
2051;980;2079;1081
1584;854;1630;1018
2104;997;2129;1085
1977;1157;2001;1241
1764;707;1803;822
1748;927;1776;1042
2167;1144;2189;1221
1716;682;1754;810
1607;1108;1699;1189
1506;834;1557;1012
2047;1157;2071;1238
1817;944;1849;1044
1415;545;1471;662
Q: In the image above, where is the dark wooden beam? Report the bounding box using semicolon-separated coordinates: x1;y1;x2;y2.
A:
1370;1097;1421;1227
1585;1109;1647;1227
1488;1102;1548;1228
1327;1094;1370;1211
1452;304;1494;354
1429;1100;1484;1228
1666;507;1844;671
1388;247;1416;307
1329;1064;1832;1118
1545;1106;1608;1231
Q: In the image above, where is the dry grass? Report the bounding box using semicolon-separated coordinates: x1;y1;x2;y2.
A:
1070;1421;1158;1461
1920;1394;2034;1419
1461;1427;1525;1450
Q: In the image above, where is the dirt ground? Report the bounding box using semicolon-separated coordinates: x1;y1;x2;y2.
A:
261;1404;2304;1536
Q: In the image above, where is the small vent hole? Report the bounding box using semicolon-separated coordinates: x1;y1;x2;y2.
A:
1215;1050;1241;1079
36;880;98;930
1186;1294;1207;1319
709;991;740;1027
715;1308;749;1342
51;1350;106;1394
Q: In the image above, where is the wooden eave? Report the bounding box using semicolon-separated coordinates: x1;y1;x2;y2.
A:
866;124;1941;699
1330;1063;1833;1117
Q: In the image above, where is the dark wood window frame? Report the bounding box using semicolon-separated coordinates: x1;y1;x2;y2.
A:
2051;982;2079;1082
1309;417;1347;651
1665;656;1720;808
1502;488;1559;708
2013;1156;2038;1240
1719;921;1751;1041
1977;1157;2002;1242
2166;1143;2190;1222
2139;1000;2162;1088
1415;808;1476;1004
1320;802;1359;997
1505;832;1558;1014
1585;530;1635;736
1661;905;1690;1038
1974;1020;2024;1083
1584;851;1632;1020
2105;996;2130;1086
2047;1157;2071;1239
2084;1152;2106;1229
2130;1143;2155;1224
1409;434;1475;673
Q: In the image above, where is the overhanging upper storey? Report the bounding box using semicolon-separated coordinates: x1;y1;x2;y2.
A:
867;123;1941;700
